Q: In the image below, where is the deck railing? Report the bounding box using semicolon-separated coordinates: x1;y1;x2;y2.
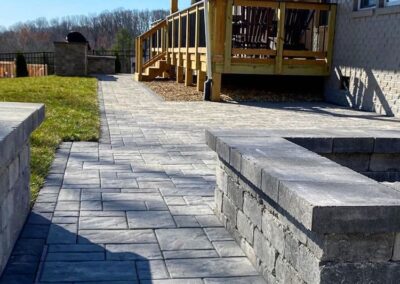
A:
218;0;337;75
135;0;337;100
135;19;168;79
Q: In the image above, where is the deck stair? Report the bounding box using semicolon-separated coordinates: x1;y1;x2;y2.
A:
140;57;171;81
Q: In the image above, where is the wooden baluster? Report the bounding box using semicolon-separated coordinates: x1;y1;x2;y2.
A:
275;1;286;75
185;10;193;86
176;13;184;83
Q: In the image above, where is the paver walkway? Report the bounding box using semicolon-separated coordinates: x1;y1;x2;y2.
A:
2;74;400;283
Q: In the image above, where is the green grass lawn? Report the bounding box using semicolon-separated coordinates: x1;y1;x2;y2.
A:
0;76;99;203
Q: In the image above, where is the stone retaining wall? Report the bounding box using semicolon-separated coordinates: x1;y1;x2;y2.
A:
207;129;400;283
0;103;45;275
87;55;116;75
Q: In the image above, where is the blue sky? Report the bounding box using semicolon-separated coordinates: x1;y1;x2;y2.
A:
0;0;192;28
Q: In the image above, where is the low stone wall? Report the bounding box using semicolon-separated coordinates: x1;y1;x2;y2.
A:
206;129;400;283
54;42;88;76
0;103;45;275
87;55;116;74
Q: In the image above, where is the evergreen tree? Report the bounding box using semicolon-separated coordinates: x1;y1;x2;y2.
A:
16;53;29;77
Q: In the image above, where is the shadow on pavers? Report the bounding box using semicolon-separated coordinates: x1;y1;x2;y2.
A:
0;212;152;284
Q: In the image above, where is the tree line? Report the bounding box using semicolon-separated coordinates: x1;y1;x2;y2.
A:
0;9;168;53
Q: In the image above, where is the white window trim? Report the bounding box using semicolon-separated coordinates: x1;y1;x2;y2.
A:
358;0;377;9
385;0;400;6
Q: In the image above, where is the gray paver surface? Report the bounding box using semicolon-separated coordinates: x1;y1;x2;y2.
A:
2;74;400;283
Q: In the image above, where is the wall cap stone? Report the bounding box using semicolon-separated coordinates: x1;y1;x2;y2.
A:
206;128;400;234
0;102;45;169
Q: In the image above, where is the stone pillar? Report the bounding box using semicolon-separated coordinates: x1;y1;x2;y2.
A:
54;42;88;76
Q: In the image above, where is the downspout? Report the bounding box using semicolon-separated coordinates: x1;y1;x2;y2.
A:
203;0;212;101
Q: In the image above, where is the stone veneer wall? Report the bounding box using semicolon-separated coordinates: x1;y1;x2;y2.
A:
87;55;116;74
325;0;400;117
54;42;88;76
0;103;45;275
207;130;400;283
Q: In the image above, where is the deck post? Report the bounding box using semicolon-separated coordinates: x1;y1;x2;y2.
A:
210;0;227;101
170;0;178;14
224;0;233;72
275;2;286;74
211;72;221;102
326;5;337;73
136;37;143;81
197;71;206;91
185;69;193;86
176;66;184;83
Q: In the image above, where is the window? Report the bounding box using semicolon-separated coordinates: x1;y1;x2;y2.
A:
359;0;377;9
385;0;400;6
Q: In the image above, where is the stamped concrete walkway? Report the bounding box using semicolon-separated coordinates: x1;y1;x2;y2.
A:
2;75;400;283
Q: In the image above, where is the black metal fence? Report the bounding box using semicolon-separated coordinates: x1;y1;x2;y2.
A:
0;52;54;78
0;49;135;78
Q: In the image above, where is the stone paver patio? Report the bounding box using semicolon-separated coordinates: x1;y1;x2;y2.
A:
1;74;400;283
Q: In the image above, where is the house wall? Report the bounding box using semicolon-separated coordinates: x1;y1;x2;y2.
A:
325;1;400;117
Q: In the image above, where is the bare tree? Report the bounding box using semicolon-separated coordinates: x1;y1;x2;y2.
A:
0;8;168;52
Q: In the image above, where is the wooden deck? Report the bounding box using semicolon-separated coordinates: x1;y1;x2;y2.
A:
135;0;337;101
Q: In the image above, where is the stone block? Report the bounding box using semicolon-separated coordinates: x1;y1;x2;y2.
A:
332;138;374;153
222;195;237;225
369;153;400;172
393;233;400;261
227;177;244;210
287;137;333;154
253;229;276;272
237;210;254;245
374;138;400;153
323;233;395;262
261;210;285;254
243;194;262;229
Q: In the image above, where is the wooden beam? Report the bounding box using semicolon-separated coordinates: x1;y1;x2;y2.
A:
197;71;206;92
185;69;193;86
170;0;178;14
224;0;233;72
211;72;221;102
283;50;327;59
212;0;227;68
233;0;279;8
231;58;275;64
176;66;184;83
326;5;337;73
285;2;331;11
232;48;277;56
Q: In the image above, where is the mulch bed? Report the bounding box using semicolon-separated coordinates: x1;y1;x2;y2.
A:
144;78;324;103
